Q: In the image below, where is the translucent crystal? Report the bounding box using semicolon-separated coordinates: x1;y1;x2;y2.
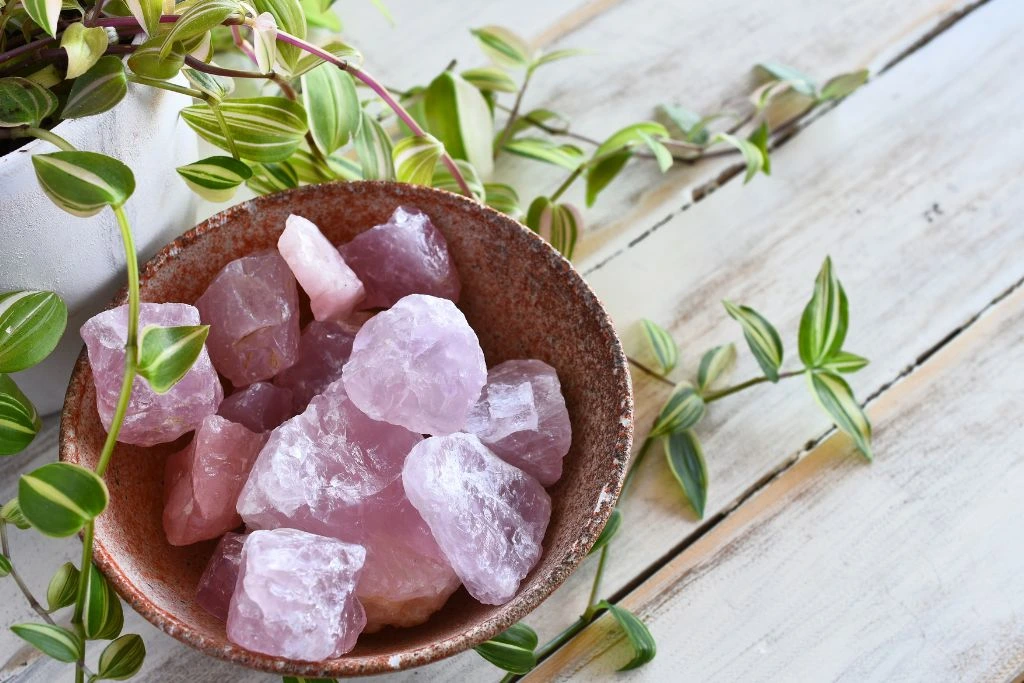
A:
217;382;294;432
278;214;365;321
273;320;355;413
195;532;246;621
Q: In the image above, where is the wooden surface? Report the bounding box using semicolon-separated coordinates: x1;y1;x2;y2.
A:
4;0;1024;681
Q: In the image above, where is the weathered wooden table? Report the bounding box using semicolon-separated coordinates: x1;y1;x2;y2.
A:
4;0;1024;680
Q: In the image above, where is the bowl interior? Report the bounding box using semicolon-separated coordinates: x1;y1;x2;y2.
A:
59;181;632;676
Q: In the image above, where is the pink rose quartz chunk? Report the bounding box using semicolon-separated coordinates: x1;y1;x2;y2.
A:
340;206;460;309
464;359;572;486
195;532;246;621
343;294;486;435
196;250;300;387
278;214;365;321
402;433;551;605
273;320;355;413
236;379;422;541
163;415;266;546
81;302;222;446
226;528;366;660
217;382;293;432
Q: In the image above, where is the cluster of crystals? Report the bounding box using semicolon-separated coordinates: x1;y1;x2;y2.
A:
81;207;574;663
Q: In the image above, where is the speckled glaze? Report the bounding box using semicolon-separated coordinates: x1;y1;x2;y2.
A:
59;182;633;677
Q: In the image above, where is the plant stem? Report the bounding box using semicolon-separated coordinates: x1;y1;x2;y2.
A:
495;67;533;156
583;545;609;619
182;54;269;81
127;74;206;99
621;435;654;497
210;102;241;160
0;35;55;65
231;24;258;66
0;522;58;626
22;126;74;150
549;164;584;203
627;356;675;388
702;369;803;403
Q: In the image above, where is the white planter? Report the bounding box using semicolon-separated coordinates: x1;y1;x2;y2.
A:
0;84;199;415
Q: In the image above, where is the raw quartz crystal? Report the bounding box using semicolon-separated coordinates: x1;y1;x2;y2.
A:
340;206;461;309
236;379;422;541
226;528;367;660
464;359;572;486
81;302;222;446
278;214;365;321
163;415;266;546
195;532;246;621
217;382;293;432
196;250;300;387
402;433;551;605
273;320;356;413
343;294;486;435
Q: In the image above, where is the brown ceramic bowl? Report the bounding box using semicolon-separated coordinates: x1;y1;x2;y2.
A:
59;181;633;677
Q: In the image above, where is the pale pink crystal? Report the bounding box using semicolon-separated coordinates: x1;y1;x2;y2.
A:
226;528;366;660
464;359;572;486
278;214;365;321
217;382;293;432
81;302;222;446
195;532;246;621
340;206;460;309
236;379;421;541
273;321;355;413
163;415;266;546
402;433;551;605
195;250;300;387
342;294;486;435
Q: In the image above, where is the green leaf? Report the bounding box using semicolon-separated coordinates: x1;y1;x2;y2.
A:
183;68;233;101
527;198;581;258
820;69;869;101
286;148;336;183
18;462;109;537
10;623;83;663
638;131;673;172
181;97;308;163
596;601;656;671
353;111;394;180
821;350;868;374
473;622;537;674
585;149;630;207
649;381;705;437
0;499;30;529
60;22;109;79
160;0;245;59
470;25;533;69
482;183;521;218
525;195;550;234
22;0;61;36
0;77;58;127
594;122;669;158
247;160;299;195
423;71;494;178
639;318;678;375
502;137;583;170
808;370;872;461
136;324;210;393
0;375;40;455
31;151;135;217
713;131;767;183
723;300;783;381
62;56;127;120
46;562;80;611
0;553;11;577
127;36;185;80
748;121;771;175
124;0;162;36
532;48;587;69
798;256;848;368
300;0;340;30
250;11;278;74
589;507;621;555
756;61;816;97
325;153;362;181
293;40;362;77
97;634;146;680
176;155;252;202
664;430;707;517
432;159;484;201
461;66;518;93
393;134;443;186
83;563;123;640
656;104;715;145
252;0;306;73
0;290;67;373
696;343;736;392
301;64;360;155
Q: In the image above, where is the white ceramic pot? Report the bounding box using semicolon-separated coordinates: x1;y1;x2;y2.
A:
0;84;199;415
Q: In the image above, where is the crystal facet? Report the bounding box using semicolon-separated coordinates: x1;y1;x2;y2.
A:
217;382;294;432
278;214;365;321
195;532;246;621
273;320;355;413
402;433;551;605
81;302;222;446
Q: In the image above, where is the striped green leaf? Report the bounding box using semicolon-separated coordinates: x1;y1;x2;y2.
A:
432;159;484;201
473;622;537;674
325;153;362;181
586;122;669;204
664;430;707;517
22;0;61;36
176;155;252;202
0;375;41;455
0;77;58;127
808;370;873;461
0;553;10;577
756;61;817;97
160;0;245;59
526;197;582;259
585;149;630;207
293;40;362;77
714;129;769;183
60;22;109;79
696;343;736;393
46;562;80;611
181;97;308;163
250;12;278;74
394;135;443;186
798;256;849;368
723;300;783;382
483;182;521;218
461;66;517;94
0;499;30;529
588;507;621;555
821;350;868;374
83;563;123;640
533;48;587;69
247;160;299;195
470;26;534;69
97;634;146;680
31;151;135;217
288;148;336;184
127;36;185;80
10;623;83;663
136;324;210;393
503;137;583;170
594;122;669;158
182;68;233;100
650;382;705;437
18;462;109;537
124;0;163;36
596;601;656;671
353;110;394;180
639;318;678;375
0;290;67;373
820;69;869;101
253;0;306;73
301;64;360;155
424;71;494;178
62;56;127;120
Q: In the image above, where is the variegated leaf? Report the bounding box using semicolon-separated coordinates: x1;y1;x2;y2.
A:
424;71;494;178
755;61;817;97
639;318;678;375
60;22;109;79
250;11;278;74
127;36;185;80
0;375;40;455
136;324;211;393
461;66;517;93
10;623;83;663
820;69;869;101
292;40;362;76
393;135;443;186
160;0;245;59
807;369;873;461
650;382;705;437
182;67;233;100
432;159;484;201
97;634;146;680
31;151;135;217
180;97;308;163
665;429;708;517
503;137;583;170
533;48;587;68
62;56;127;119
18;462;109;537
301;64;360;155
526;197;581;258
696;343;736;392
798;256;849;368
595;601;656;671
594;121;669;158
470;25;534;69
22;0;61;37
247;160;299;194
125;0;163;35
0;77;57;127
483;182;521;218
821;350;868;374
0;290;66;373
177;155;252;202
585;149;630;207
474;622;537;674
637;130;673;172
588;507;621;555
714;129;769;183
287;148;335;184
0;498;30;529
723;300;784;382
83;562;123;640
46;562;80;611
354;110;394;180
252;0;306;73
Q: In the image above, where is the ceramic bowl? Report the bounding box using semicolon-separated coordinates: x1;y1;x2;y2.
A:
60;181;633;677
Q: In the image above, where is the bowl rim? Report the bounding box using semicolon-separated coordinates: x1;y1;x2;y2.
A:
59;180;634;676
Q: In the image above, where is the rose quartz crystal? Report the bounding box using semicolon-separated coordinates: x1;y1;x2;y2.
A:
196;250;300;387
342;294;486;435
464;359;572;486
227;528;366;660
195;532;246;621
217;382;293;432
402;433;551;605
273;321;355;413
340;206;460;309
163;415;266;546
81;302;222;446
236;379;422;541
278;214;365;321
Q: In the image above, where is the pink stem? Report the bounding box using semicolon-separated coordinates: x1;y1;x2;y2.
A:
0;36;55;65
231;24;259;66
